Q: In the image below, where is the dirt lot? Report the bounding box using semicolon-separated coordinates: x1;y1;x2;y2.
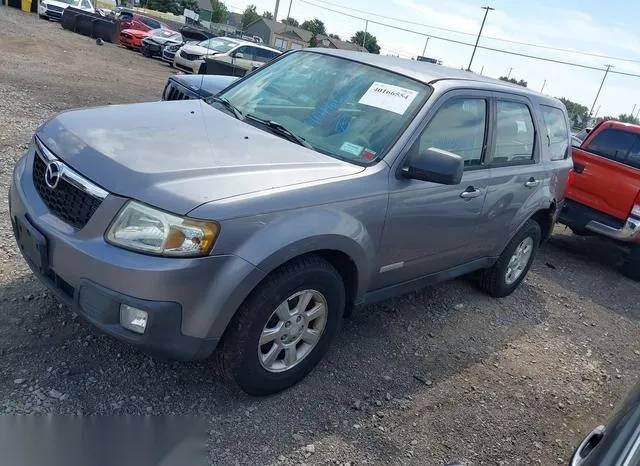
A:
1;6;640;465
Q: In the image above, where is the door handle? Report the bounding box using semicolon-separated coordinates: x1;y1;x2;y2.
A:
524;177;540;188
460;187;483;199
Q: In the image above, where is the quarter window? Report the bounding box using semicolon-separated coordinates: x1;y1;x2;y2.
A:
416;98;487;167
493;101;535;164
541;105;569;161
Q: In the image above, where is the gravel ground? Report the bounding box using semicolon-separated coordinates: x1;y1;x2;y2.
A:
2;7;640;465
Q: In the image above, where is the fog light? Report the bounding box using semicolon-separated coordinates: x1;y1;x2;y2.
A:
120;305;148;334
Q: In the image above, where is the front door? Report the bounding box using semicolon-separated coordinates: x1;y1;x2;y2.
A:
373;93;493;289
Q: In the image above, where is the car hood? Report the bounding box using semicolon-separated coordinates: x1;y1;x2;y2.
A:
180;44;219;56
35;100;364;215
122;28;148;37
145;35;181;45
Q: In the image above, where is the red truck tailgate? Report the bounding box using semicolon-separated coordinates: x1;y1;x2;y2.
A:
568;146;640;221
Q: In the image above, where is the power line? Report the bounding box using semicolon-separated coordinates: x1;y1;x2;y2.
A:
298;0;640;79
300;0;640;65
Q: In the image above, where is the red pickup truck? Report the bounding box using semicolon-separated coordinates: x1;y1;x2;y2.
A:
559;120;640;280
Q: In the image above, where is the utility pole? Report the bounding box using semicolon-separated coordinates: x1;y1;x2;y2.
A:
507;67;513;78
540;79;546;93
421;37;430;57
467;6;494;71
480;65;484;75
286;0;292;19
594;105;601;118
589;64;613;116
274;0;280;20
632;103;637;117
362;20;369;50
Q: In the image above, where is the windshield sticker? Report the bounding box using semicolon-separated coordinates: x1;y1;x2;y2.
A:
360;149;377;161
358;82;419;115
340;142;364;156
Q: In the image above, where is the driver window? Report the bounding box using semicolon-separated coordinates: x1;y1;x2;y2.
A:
417;98;487;167
234;46;253;58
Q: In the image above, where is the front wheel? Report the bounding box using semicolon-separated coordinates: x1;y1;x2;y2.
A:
217;256;345;395
478;220;541;297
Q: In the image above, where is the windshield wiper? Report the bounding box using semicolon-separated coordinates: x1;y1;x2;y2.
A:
209;96;244;120
245;114;314;149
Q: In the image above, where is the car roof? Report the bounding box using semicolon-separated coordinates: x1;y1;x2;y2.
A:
308;49;563;107
215;37;280;53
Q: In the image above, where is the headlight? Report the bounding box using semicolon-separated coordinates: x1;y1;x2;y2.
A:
41;2;48;7
105;201;219;257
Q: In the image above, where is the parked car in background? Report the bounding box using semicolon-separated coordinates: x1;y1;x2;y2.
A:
572;126;593;144
174;37;281;74
161;26;215;67
38;0;94;20
161;74;238;101
570;382;640;465
141;30;183;58
117;11;166;33
559;120;640;280
9;50;571;395
120;27;176;51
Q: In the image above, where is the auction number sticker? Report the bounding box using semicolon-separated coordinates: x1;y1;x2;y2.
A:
358;82;419;115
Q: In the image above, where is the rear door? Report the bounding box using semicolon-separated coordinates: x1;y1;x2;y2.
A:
230;45;255;71
570;126;640;220
477;95;548;257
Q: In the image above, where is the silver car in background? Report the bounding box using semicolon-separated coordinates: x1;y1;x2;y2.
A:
9;50;572;395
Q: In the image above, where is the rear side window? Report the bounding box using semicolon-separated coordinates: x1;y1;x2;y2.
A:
587;128;640;169
254;47;278;62
493;101;535;164
417;98;487;168
541;105;569;160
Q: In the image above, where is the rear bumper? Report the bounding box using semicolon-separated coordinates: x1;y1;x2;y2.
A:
559;199;640;242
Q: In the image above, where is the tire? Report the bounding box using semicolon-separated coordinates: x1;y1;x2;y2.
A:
217;256;345;396
142;47;151;57
621;244;640;281
478;220;541;298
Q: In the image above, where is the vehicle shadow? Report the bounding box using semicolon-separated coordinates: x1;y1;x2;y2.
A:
538;226;640;321
0;270;550;464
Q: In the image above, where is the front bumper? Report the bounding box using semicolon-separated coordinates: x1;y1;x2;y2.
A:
559;199;640;243
9;147;265;360
120;36;142;49
173;55;203;74
141;41;162;56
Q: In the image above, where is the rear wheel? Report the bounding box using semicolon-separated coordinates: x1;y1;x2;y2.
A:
622;244;640;281
217;256;345;396
478;220;541;297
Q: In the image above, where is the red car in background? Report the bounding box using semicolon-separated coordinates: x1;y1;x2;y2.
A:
120;27;177;50
117;11;167;32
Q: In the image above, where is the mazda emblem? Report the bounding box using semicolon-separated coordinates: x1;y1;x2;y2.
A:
44;161;63;189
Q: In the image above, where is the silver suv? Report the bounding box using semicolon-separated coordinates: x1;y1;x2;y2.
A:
9;50;572;395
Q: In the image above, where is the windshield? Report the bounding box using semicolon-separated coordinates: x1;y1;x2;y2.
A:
197;38;238;53
219;51;430;165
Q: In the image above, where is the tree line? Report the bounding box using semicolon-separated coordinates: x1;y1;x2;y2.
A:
497;76;638;128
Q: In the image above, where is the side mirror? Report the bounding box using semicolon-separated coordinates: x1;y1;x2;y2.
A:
233;52;246;59
402;147;464;185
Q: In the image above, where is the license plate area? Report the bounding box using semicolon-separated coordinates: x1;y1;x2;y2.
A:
15;215;49;273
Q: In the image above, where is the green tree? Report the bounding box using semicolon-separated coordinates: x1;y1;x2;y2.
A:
558;98;590;129
309;35;318;47
350;31;380;54
209;0;229;23
499;76;527;87
261;11;273;19
282;17;299;26
617;113;640;124
300;19;326;35
328;33;340;40
241;4;260;27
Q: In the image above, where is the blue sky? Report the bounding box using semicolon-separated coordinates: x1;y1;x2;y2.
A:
224;0;640;118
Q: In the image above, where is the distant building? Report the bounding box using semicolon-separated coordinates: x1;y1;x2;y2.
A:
315;34;368;52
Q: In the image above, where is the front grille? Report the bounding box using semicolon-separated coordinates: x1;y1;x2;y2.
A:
47;4;63;12
47;10;62;18
180;50;200;61
32;151;102;230
163;81;191;101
